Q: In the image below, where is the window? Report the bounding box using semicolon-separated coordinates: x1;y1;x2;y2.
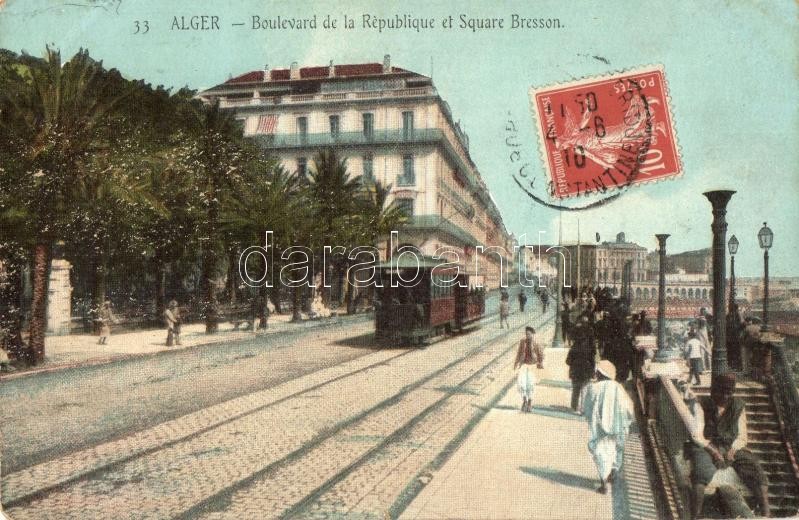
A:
362;154;374;180
296;116;308;140
297;157;307;177
394;198;414;216
402;110;414;138
362;112;374;139
329;115;340;138
399;155;415;185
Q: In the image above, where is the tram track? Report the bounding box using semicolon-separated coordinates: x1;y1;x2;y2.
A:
183;312;554;519
4;307;548;518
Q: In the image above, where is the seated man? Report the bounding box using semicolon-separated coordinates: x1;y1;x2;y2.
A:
687;373;770;518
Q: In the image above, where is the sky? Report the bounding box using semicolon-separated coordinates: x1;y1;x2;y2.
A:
1;0;796;277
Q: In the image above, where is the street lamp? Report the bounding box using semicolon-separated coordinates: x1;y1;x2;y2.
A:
728;235;738;315
549;254;563;348
758;222;773;332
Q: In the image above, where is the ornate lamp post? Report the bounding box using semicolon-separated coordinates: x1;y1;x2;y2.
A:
704;190;735;378
758;222;773;332
728;235;738;315
549;254;563;348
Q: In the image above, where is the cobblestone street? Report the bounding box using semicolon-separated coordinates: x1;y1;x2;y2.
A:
3;301;551;519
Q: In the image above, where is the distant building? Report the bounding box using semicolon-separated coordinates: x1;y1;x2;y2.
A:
197;56;513;288
665;248;712;275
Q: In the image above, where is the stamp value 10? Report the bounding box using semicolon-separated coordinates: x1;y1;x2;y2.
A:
529;66;681;199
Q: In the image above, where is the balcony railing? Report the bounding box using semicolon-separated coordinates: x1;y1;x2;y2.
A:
218;86;436;109
252;128;443;149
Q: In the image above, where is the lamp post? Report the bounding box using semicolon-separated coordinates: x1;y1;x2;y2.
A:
704;190;735;378
758;222;773;332
549;254;563;348
655;234;670;352
728;235;738;315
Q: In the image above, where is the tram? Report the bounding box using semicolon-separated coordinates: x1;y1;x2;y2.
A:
374;255;485;345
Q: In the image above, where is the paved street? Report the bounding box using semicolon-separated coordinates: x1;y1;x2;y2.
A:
2;290;556;518
0;316;376;473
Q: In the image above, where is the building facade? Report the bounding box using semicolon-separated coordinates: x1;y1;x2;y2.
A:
198;56;513;288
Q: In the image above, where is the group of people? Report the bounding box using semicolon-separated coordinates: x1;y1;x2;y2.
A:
91;299;182;346
498;287;551;329
512;286;637;495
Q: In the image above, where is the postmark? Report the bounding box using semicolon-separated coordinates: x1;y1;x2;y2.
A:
528;65;681;199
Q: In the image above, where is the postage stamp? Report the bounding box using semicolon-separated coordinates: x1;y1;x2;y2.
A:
529;65;681;199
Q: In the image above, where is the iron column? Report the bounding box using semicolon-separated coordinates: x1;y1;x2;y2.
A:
703;190;735;378
655;234;670;351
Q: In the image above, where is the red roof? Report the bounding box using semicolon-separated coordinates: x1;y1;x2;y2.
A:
225;63;410;85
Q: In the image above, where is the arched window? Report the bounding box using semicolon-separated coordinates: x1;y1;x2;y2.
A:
635;288;642;299
681;288;687;298
688;288;694;298
643;288;650;298
702;289;708;299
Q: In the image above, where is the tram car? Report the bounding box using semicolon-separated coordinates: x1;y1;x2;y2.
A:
374;255;485;345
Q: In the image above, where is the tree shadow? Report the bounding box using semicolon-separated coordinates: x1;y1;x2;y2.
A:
520;466;597;491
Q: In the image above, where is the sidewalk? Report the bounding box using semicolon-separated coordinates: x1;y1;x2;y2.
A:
400;348;658;520
2;312;367;380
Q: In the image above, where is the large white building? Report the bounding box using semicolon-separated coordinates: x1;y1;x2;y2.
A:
198;56;513;288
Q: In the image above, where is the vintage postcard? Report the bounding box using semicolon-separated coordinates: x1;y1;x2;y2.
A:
1;1;798;519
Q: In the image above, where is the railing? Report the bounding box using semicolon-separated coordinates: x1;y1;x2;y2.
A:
252;128;443;149
652;375;693;519
763;339;799;479
438;179;474;219
218;86;436;109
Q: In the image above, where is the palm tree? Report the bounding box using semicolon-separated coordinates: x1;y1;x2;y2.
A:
0;47;134;363
347;180;410;313
187;100;248;333
223;161;315;325
307;147;362;307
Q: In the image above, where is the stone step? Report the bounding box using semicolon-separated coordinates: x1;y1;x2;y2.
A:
764;471;797;484
749;439;786;450
751;448;791;462
762;461;794;474
768;481;799;494
746;411;778;421
745;402;775;412
748;430;782;441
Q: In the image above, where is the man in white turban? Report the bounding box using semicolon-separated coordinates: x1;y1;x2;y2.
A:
582;360;635;494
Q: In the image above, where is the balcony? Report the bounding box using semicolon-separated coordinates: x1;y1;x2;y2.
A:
218;86;436;109
252;128;443;150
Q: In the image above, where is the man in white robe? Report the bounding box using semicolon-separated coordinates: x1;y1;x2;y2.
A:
582;360;635;494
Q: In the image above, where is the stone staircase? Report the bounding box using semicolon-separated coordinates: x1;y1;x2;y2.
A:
694;381;799;518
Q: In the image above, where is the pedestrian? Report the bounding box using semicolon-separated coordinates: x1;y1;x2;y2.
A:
164;300;181;346
582;360;634;494
688;372;770;518
685;330;706;385
514;326;544;412
96;299;117;345
540;290;549;313
566;315;596;412
561;301;571;346
696;317;711;371
518;291;527;312
499;296;510;329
